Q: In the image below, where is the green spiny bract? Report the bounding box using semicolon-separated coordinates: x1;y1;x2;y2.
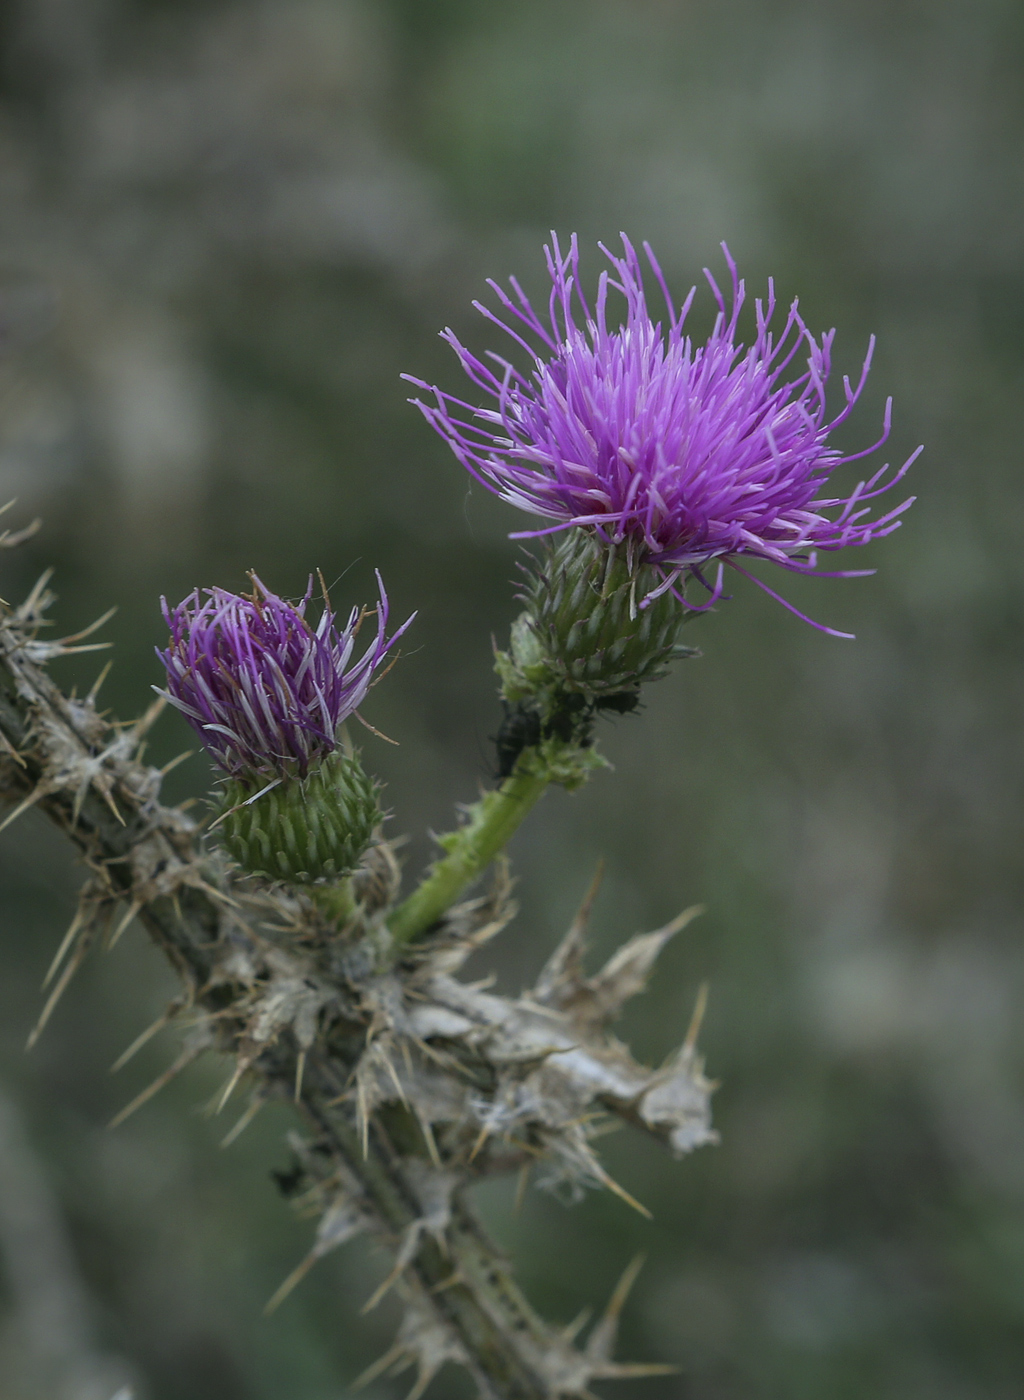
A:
497;532;698;710
216;750;381;885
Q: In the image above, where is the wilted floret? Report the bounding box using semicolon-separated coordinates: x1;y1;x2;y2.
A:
407;235;919;633
157;572;412;780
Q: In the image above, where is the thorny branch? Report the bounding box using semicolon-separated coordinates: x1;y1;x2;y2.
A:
0;575;716;1400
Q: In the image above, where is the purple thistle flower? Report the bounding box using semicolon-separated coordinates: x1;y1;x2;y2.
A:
406;234;919;636
156;572;413;781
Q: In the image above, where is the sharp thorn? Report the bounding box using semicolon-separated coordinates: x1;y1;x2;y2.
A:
17;569;54;619
683;980;710;1054
189;877;239;908
351;1342;406;1391
107;900;141;951
467;1124;491;1163
0;513;41;550
26;938;90;1048
99;786;126;826
419;1115;442;1169
603;1253;646;1324
264;1253;317;1315
220;1097;264;1149
159;749;194;777
42;906;87;989
108;1043;202;1129
405;1366;437;1400
584;1254;648;1365
360;1258;405;1315
0;727;26;768
216;1063;245;1115
0;786;46;834
562;1307;592;1343
110;1011;171;1073
594;1165;653;1220
54;641;113;656
130;696;166;742
357;1078;369;1159
57;606;117;646
87;660;113;703
573;858;605;934
293;1051;306;1103
659;902;704;940
380;1050;407;1106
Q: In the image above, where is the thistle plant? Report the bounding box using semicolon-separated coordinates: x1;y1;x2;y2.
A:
0;235;918;1399
398;235;920;939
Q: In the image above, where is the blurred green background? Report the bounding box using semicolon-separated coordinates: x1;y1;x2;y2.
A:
0;1;1022;1397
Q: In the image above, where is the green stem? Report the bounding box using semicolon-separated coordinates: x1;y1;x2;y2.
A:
310;877;355;925
388;766;551;945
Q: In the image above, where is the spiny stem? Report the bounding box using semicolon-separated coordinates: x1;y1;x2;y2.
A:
388;766;551;946
303;1070;554;1399
0;617;559;1397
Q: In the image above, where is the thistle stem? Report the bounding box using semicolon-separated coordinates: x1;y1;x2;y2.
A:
309;878;355;925
0;619;590;1398
388;766;551;946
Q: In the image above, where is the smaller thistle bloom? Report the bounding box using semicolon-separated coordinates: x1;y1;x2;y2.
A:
406;234;920;635
156;572;412;782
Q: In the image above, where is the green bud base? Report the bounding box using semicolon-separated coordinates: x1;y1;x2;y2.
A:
502;530;698;703
216;751;381;885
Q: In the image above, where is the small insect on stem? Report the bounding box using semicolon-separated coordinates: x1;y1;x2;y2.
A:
492;701;541;779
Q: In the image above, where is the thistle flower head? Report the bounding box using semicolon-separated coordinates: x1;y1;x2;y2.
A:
156;572;412;781
407;234;919;635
